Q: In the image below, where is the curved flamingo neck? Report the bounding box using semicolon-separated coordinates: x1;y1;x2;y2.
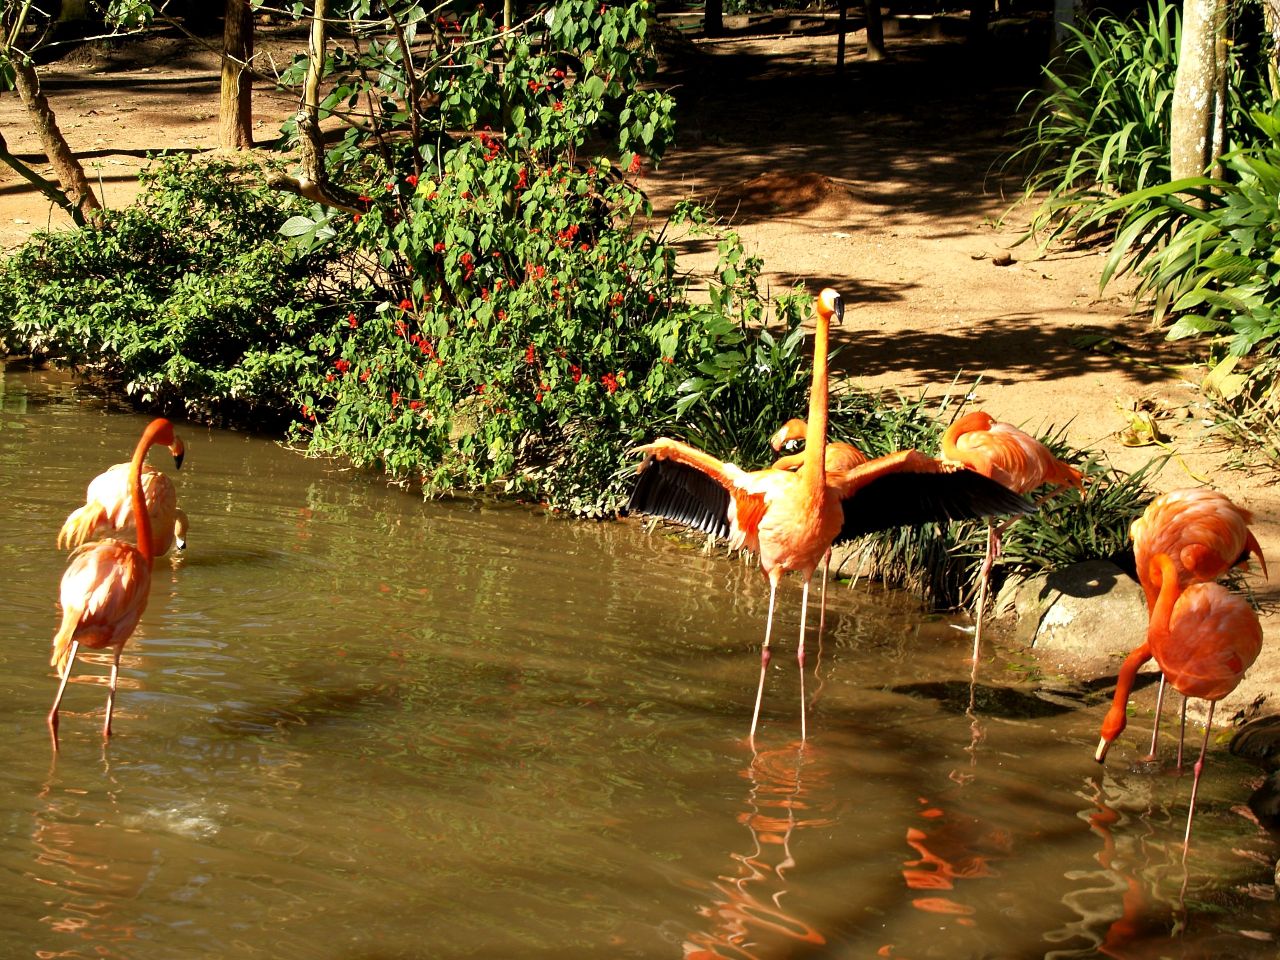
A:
1147;554;1180;653
940;412;988;462
130;419;172;566
1096;640;1152;761
802;306;831;489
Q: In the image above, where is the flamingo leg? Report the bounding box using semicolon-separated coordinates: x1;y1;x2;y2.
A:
103;646;123;741
47;640;80;751
797;577;812;743
1181;701;1215;862
971;522;997;664
1143;675;1168;762
750;574;782;748
1176;696;1188;771
817;550;830;642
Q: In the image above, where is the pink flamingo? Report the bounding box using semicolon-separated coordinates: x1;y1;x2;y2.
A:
1128;488;1266;761
47;418;183;748
628;290;1033;745
941;410;1083;662
1102;552;1263;858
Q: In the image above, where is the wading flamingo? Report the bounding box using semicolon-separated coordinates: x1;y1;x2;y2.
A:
47;418;183;749
59;436;187;556
1129;489;1266;762
1100;552;1262;859
940;411;1083;663
627;289;1034;745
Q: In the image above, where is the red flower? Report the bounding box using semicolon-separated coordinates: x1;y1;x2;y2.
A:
460;251;475;281
628;154;643;174
399;298;413;311
601;372;620;394
663;356;674;364
434;241;446;252
407;174;419;187
409;400;423;411
360;370;370;382
516;167;528;190
335;359;351;373
391;390;400;406
348;312;358;329
570;364;582;384
553;101;564;112
525;343;536;365
609;291;624;307
353;212;362;223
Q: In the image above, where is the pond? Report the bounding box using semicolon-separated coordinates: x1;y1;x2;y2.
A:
0;363;1276;959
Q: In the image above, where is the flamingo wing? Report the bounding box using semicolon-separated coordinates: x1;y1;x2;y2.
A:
626;438;773;547
830;450;1035;542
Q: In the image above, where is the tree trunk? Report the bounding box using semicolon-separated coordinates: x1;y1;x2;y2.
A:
704;0;723;37
9;55;101;226
1261;0;1280;100
863;0;886;61
219;0;254;149
1170;0;1223;183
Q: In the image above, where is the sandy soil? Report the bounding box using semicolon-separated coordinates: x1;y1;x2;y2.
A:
1;19;1275;721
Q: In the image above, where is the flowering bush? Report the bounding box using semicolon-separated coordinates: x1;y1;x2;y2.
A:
282;0;747;514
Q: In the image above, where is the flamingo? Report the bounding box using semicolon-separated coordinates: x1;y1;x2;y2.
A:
47;418;183;749
940;410;1083;663
1129;489;1266;761
1100;552;1263;859
626;289;1034;745
58;436;187;556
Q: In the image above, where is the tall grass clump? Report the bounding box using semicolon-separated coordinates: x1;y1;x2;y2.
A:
1007;0;1180;246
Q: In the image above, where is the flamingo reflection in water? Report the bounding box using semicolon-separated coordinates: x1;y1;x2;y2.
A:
681;741;833;959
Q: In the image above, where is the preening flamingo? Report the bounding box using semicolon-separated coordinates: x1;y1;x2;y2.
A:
47;418;182;748
627;289;1035;745
59;435;187;556
1100;553;1262;859
1129;489;1266;761
940;410;1083;663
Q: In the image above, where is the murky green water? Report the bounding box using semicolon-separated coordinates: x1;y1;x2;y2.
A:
0;363;1276;959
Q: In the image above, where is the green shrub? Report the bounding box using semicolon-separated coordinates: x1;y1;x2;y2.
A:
0;154;347;425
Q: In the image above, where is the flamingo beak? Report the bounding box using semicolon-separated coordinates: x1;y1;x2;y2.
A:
832;295;844;325
170;437;185;470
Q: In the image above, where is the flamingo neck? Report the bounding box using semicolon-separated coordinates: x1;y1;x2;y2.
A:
802;308;831;489
1098;641;1151;755
1147;554;1180;653
130;420;168;566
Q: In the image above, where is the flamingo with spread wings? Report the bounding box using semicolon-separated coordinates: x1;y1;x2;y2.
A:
59;436;187;557
941;411;1083;663
47;418;183;748
627;289;1034;745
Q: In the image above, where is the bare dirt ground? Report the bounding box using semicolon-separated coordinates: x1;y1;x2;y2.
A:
1;19;1276;721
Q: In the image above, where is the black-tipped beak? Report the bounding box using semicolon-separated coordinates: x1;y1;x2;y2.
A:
832;295;844;325
171;438;185;470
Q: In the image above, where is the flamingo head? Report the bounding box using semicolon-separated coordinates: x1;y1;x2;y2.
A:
769;418;807;454
168;434;185;470
816;287;844;326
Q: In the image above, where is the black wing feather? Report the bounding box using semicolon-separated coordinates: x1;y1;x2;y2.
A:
626;456;732;540
836;470;1035;543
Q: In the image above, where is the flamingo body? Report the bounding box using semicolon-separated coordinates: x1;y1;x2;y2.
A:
59;462;187;556
941;411;1082;496
52;540;152;674
1131;488;1266;611
940;410;1082;662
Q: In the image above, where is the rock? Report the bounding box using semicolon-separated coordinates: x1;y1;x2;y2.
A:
1247;771;1280;833
1001;560;1148;678
1231;715;1280;773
